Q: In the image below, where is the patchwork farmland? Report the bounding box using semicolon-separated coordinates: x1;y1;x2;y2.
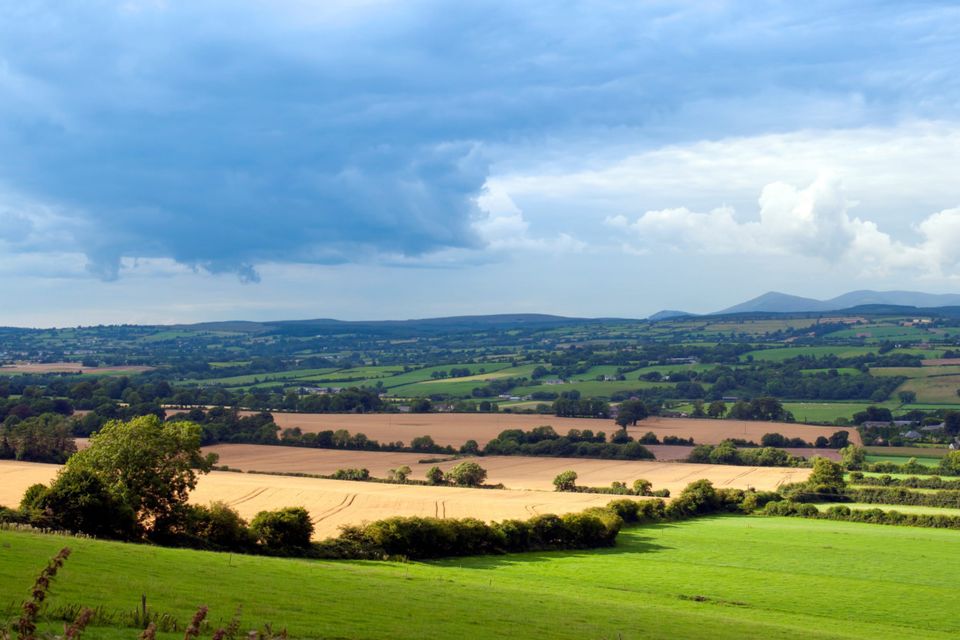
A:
214;411;860;447
206;444;810;492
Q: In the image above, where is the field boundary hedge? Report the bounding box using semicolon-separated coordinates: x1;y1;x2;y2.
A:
763;500;960;530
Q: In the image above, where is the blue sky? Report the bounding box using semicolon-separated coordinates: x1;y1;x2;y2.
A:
1;0;959;326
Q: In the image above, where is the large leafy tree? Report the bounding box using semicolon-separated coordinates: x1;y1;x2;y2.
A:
65;415;217;529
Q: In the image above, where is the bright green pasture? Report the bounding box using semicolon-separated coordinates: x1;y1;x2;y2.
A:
389;363;540;396
569;364;630;381
295;365;409;382
812;503;960;517
782;401;888;424
824;324;935;342
631;363;715;376
865;454;941;467
186;367;340;387
700;318;820;335
512;379;670;398
3;518;960;639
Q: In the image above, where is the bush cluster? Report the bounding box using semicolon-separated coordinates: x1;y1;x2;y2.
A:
635;431;694;446
552;472;670;497
605;481;779;523
316;509;623;560
483;427;654;460
686;442;807;467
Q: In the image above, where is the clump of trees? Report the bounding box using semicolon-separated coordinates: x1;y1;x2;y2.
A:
552;394;610;418
6;415;319;555
726;397;793;422
318;510;623;560
686;442;807;467
18;415;216;541
635;431;694;446
0;413;76;463
250;507;314;552
482;427;653;460
445;461;488;486
552;471;670;497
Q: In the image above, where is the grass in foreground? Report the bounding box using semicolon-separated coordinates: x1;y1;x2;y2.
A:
2;517;959;639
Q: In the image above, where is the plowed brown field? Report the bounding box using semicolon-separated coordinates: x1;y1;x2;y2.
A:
210;412;858;447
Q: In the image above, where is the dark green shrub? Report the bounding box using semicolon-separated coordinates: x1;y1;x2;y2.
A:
666;479;720;517
250;507;314;550
35;468;138;539
445;462;488;486
331;468;370;481
185;502;254;551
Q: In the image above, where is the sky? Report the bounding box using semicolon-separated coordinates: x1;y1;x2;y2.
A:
1;0;960;326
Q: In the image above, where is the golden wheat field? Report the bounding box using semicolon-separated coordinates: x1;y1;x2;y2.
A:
216;412;858;447
207;445;809;493
0;451;807;539
0;460;650;539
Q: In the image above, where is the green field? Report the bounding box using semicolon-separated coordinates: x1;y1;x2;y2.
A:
894;375;960;404
3;517;960;639
812;503;960;517
824;325;935;342
391;363;538;396
781;401;891;424
512;378;669;399
865;454;942;467
864;446;948;458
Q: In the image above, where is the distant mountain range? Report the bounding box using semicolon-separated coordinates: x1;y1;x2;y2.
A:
171;313;629;337
650;290;960;320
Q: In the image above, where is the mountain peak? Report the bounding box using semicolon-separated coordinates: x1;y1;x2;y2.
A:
717;289;960;315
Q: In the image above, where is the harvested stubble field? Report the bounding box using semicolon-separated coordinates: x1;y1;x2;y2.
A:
0;460;642;539
224;411;858;447
0;453;808;539
0;361;154;374
207;444;809;493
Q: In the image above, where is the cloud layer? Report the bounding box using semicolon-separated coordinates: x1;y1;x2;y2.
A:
1;1;959;282
608;174;960;278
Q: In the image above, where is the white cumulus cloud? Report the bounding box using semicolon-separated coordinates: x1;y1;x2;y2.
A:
608;174;960;278
474;187;585;253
